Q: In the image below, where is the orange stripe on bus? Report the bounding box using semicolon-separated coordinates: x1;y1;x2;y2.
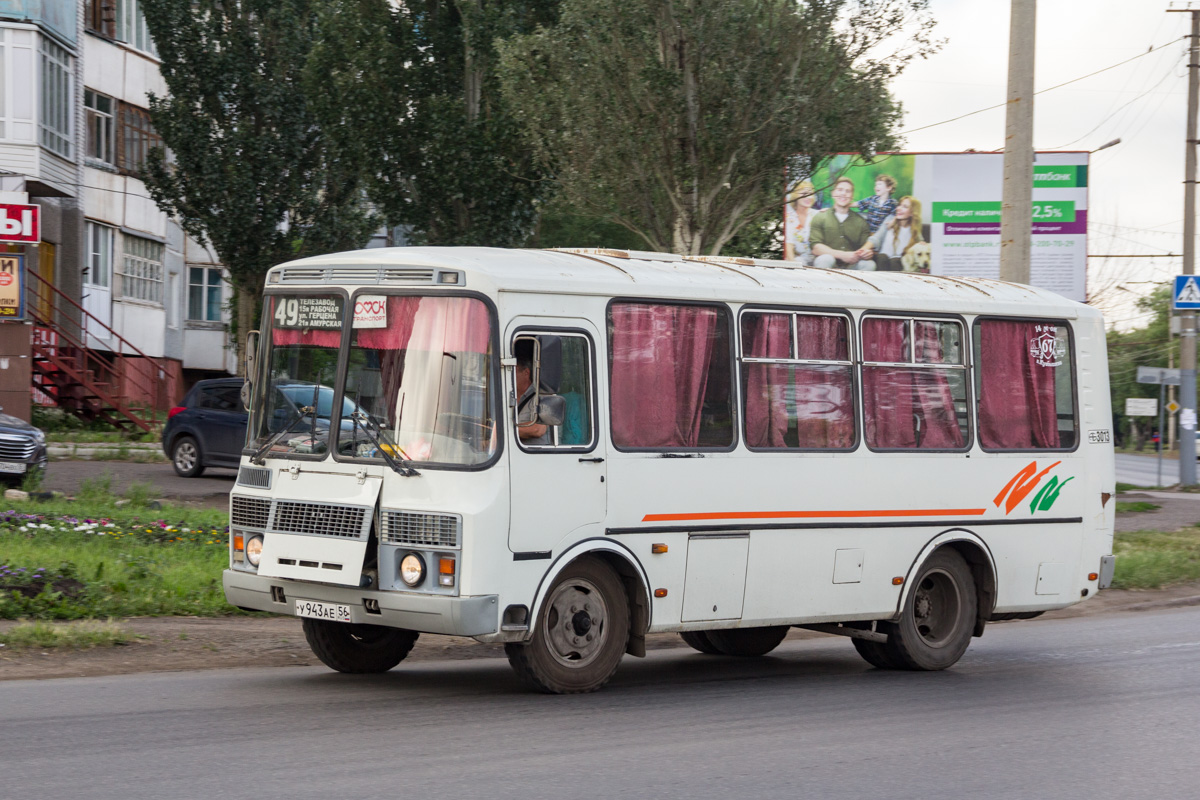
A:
641;508;989;522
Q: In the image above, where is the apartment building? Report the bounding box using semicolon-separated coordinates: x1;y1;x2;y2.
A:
0;0;234;426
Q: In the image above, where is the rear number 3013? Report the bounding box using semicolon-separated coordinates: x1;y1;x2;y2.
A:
294;600;352;623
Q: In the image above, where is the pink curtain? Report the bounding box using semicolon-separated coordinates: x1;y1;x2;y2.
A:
743;314;791;447
912;321;965;448
863;318;916;448
356;297;490;354
610;303;718;448
978;320;1060;449
794;315;854;448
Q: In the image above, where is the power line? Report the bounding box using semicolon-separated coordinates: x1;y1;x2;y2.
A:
900;37;1186;136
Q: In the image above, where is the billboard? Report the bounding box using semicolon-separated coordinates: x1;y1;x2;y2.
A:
0;254;24;319
784;152;1088;302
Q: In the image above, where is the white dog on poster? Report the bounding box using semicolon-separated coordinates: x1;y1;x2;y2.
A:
902;242;932;273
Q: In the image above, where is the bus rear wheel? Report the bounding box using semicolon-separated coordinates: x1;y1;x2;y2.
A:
505;557;630;694
877;549;977;671
302;619;419;674
680;631;723;654
705;626;790;657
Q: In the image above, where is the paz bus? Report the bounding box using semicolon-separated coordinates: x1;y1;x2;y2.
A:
223;246;1116;693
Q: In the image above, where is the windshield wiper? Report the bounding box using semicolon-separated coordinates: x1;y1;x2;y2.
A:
249;404;314;465
349;409;420;478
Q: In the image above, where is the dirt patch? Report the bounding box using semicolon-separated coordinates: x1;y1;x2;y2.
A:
3;582;1198;682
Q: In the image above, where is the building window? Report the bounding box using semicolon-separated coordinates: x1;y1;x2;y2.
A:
117;102;162;178
119;235;164;303
117;0;157;56
85;90;116;164
188;266;224;322
39;37;72;158
87;0;117;38
86;222;115;288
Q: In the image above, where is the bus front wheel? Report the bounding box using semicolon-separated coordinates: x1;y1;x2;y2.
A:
506;557;630;694
302;619;419;673
873;548;977;671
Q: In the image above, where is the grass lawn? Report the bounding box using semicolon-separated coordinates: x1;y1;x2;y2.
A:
1;475;238;620
1112;528;1200;590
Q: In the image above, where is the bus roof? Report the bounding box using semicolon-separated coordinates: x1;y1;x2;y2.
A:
268;246;1092;320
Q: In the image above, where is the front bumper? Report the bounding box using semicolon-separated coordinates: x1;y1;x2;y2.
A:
223;569;499;636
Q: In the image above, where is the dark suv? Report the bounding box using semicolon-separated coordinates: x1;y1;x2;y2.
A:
0;407;49;487
162;378;248;477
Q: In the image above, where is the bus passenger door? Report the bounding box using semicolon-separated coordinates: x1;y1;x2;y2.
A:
507;324;607;554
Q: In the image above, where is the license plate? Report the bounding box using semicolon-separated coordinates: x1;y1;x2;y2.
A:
294;599;352;623
0;461;26;474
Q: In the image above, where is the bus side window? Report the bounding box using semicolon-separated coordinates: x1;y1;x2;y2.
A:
740;311;855;450
514;332;596;451
862;316;969;450
973;319;1076;450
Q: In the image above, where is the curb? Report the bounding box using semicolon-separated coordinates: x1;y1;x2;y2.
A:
48;443;167;462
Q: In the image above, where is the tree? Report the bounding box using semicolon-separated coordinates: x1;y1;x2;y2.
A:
306;0;559;247
141;0;378;367
497;0;939;256
1107;285;1174;449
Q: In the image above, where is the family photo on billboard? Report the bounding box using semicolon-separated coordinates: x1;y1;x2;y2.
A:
785;152;1088;302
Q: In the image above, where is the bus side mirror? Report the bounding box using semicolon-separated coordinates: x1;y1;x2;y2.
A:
535;394;566;427
242;330;260;411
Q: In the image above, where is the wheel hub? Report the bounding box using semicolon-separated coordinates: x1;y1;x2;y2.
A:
543;580;608;668
571;611;593;636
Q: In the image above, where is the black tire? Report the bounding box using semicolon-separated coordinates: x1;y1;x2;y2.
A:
505;557;630;694
883;549;977;670
171;435;205;477
705;626;790;657
680;630;723;654
852;631;903;670
302;619;419;673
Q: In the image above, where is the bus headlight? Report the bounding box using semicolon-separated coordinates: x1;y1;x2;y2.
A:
400;553;425;587
245;535;264;567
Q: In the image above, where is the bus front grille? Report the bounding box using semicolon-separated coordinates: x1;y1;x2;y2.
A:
274;501;369;539
383;511;460;549
236;466;272;489
231;496;271;529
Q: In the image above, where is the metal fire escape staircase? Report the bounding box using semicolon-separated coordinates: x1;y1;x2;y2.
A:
25;271;169;435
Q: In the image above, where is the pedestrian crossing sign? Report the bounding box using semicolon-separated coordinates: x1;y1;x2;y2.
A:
1174;275;1200;309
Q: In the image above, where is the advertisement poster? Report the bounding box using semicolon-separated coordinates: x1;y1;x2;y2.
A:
784;152;1088;302
0;254;24;319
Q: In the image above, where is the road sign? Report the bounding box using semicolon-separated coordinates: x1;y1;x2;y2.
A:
1168;400;1181;414
1126;398;1158;416
1137;366;1182;385
1174;275;1200;309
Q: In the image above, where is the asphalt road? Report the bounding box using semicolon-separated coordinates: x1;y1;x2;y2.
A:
3;607;1198;800
1116;452;1182;487
41;459;236;506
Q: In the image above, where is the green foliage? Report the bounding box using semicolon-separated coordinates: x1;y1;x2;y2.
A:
498;0;938;255
0;619;135;650
1114;501;1160;513
306;0;559;246
1112;529;1200;589
140;0;379;313
0;502;240;619
1107;284;1175;448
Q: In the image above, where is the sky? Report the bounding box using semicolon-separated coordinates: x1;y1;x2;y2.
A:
886;0;1185;329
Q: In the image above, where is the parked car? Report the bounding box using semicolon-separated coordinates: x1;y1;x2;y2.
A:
162;378;361;477
163;378;248;477
0;407;49;488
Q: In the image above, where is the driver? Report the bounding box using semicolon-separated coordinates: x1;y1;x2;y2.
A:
515;339;552;445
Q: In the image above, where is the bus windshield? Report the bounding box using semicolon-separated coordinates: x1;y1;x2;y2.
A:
339;294;496;468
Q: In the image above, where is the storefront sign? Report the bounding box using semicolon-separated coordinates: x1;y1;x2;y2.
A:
0;204;39;244
0;254;25;319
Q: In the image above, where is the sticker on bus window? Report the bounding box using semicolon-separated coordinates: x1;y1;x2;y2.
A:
1028;325;1066;368
353;295;387;328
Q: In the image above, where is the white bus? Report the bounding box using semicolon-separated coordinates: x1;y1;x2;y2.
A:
223;247;1116;693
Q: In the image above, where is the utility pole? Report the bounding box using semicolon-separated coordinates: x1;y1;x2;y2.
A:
1170;5;1199;485
1000;0;1036;284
